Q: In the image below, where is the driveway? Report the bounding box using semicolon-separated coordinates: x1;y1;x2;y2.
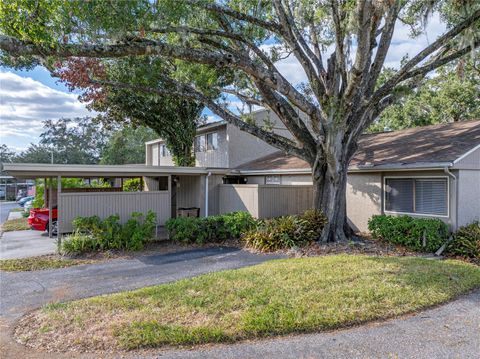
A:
0;230;57;260
0;247;478;359
0;246;283;320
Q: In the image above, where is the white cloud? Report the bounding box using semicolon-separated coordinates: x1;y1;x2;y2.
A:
0;71;93;151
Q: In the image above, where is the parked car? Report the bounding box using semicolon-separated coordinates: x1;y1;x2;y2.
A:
18;196;34;207
24;200;33;213
16;190;27;201
0;188;5;199
28;207;58;235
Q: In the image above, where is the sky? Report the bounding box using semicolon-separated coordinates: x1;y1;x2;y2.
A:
0;14;446;152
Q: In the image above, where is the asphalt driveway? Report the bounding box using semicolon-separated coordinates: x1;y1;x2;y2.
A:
0;230;57;260
0;246;283;320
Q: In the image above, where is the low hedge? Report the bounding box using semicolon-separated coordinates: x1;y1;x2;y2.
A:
446;221;480;259
165;212;257;244
61;211;157;254
368;215;448;252
242;209;327;252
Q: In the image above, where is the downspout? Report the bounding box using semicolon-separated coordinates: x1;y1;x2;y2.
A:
443;166;457;230
205;172;211;217
436;165;457;256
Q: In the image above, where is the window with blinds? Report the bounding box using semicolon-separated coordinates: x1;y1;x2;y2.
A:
385;178;448;216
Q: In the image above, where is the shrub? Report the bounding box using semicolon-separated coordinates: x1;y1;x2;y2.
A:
300;209;328;241
446;221;480;259
368;215;449;252
242;209;327;252
165;212;256;244
123;178;142;192
61;211;157;254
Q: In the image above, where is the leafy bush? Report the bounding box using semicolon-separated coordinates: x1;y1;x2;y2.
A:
242;209;327;252
33;178;111;208
123;178;142;192
446;221;480;259
61;211;156;254
165;212;256;244
368;215;449;252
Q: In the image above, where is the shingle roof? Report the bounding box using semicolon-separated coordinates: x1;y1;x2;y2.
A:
236;120;480;172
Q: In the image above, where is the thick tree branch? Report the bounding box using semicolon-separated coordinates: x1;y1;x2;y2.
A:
186;0;282;34
364;3;400;96
273;0;327;105
401;39;480;81
0;34;318;120
370;8;480;105
90;78;305;159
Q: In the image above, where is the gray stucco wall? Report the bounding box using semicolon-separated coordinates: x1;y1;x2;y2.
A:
457;169;480;227
453;146;480;170
346;173;383;232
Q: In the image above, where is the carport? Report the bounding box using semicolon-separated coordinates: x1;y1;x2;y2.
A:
3;163;228;242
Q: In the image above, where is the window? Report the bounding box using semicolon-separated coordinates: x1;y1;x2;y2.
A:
160;144;170;157
194;135;206;152
266;175;281;185
207;132;218;150
385;178;448;216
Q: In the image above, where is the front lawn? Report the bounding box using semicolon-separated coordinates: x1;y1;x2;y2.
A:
1;217;30;232
16;255;480;351
0;256;96;272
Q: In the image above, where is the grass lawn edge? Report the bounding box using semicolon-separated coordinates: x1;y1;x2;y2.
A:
13;255;480;352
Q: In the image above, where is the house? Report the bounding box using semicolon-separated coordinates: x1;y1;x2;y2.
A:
3;110;479;235
230;120;480;231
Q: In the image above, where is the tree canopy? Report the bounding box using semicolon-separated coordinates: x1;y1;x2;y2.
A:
1;0;478;241
370;57;480;132
100;126;157;165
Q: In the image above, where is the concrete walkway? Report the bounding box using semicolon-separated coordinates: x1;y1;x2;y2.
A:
0;230;57;260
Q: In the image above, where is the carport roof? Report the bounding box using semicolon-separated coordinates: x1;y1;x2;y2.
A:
2;163;229;178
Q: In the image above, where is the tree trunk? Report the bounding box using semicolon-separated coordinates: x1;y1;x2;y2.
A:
312;149;351;243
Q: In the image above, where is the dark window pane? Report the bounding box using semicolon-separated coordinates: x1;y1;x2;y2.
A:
415;179;448;215
385;179;414;213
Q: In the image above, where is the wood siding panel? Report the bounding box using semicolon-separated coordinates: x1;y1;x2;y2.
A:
218;184;313;218
218;184;259;217
58;191;170;233
258;185;313;218
177;176;201;209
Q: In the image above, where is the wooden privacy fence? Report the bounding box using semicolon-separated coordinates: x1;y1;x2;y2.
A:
218;184;313;218
58;191;170;233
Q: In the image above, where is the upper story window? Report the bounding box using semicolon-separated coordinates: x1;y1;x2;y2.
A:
384;177;448;216
207;132;218;150
194;135;206;152
160;144;171;157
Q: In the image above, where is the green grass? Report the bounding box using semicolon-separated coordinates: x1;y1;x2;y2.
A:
1;217;30;232
19;255;480;351
0;256;95;272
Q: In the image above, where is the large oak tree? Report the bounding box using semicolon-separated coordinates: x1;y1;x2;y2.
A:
1;0;479;241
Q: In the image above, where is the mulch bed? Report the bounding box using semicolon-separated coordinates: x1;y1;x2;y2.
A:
283;236;425;258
